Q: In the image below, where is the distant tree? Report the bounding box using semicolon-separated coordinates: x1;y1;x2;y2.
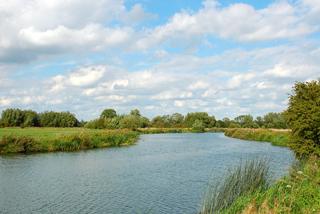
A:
0;108;25;127
285;80;320;157
192;119;205;132
22;110;39;127
119;115;142;130
100;109;117;119
234;115;255;128
104;116;122;129
184;112;216;128
151;115;170;128
223;117;231;128
169;113;184;127
215;120;225;128
255;116;264;128
39;111;79;127
130;109;141;117
84;118;105;129
263;112;287;129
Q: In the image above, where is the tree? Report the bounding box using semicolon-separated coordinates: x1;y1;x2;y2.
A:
151;115;170;128
184;112;216;128
0;108;25;127
234;115;255;128
169;113;184;127
100;109;117;119
263;112;287;129
255;116;264;128
22;110;39;127
39;111;79;127
130;109;141;117
285;80;320;157
192;119;205;132
119;115;141;130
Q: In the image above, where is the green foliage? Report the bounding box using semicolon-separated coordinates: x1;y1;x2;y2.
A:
285;80;320;157
100;108;117;119
223;157;320;214
0;128;139;154
22;110;39;127
151;113;185;128
224;128;290;147
130;109;141;117
119;115;149;130
192;119;205;132
234;114;257;128
0;108;39;127
184;112;216;128
200;159;270;214
263;112;287;129
39;111;79;127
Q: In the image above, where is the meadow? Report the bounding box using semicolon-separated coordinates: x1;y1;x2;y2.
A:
0;127;139;154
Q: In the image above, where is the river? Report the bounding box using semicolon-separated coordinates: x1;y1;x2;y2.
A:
0;133;294;214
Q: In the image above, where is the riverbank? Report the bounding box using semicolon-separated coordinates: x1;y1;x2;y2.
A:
0;127;287;154
211;128;320;213
224;128;290;147
0;128;139;154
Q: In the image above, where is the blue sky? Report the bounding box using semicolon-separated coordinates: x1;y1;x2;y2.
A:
0;0;319;120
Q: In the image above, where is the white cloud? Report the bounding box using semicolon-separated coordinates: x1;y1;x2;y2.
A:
135;0;318;49
0;0;149;63
0;98;13;106
68;66;105;86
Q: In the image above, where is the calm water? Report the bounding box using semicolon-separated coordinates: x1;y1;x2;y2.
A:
0;133;294;214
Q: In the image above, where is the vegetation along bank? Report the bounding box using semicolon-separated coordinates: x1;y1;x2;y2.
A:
200;80;320;213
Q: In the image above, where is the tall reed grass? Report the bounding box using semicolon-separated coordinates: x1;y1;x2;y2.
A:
200;159;270;214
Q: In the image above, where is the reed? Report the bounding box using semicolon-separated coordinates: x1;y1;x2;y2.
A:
200;159;270;214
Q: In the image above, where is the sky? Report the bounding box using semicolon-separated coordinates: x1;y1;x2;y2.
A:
0;0;319;120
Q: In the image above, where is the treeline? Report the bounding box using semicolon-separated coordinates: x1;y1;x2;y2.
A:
84;109;287;130
0;109;79;128
0;108;288;129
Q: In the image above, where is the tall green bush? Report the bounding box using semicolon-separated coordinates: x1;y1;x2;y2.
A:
285;80;320;157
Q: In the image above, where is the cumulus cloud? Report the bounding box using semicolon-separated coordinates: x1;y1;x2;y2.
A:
135;0;318;49
0;0;148;63
0;0;319;119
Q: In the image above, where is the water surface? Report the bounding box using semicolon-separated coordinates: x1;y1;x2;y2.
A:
0;133;294;214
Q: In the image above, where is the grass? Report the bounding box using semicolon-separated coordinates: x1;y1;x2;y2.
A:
136;127;191;134
203;128;320;213
200;159;270;214
0;128;139;154
223;156;320;214
224;128;290;147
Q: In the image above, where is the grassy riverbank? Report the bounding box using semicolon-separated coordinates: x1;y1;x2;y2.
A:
0;128;139;154
0;127;286;154
224;128;290;147
203;128;320;214
223;156;320;213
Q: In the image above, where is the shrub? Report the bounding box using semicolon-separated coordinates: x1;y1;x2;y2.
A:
285;80;320;158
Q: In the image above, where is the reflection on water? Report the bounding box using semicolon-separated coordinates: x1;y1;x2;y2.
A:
0;133;294;214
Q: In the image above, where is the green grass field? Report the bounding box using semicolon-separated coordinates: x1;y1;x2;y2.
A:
0;127;105;139
0;128;139;154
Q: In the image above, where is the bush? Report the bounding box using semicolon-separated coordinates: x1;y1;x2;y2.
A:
285;80;320;158
192;119;205;132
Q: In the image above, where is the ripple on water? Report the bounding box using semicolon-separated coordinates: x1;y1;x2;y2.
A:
0;133;294;214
